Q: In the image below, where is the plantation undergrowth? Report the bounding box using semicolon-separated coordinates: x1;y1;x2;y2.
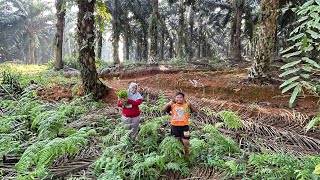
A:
1;63;319;179
94;97;320;180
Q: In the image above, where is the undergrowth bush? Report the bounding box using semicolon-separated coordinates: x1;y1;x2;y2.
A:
0;63;78;87
1;80;102;179
15;128;96;179
280;0;320;108
218;111;244;130
94;99;320;180
248;153;320;180
2;65;320;179
140;93;167;113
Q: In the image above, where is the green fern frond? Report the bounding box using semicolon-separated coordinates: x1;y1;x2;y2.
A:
218;111;243;130
15;128;94;177
15;140;50;174
165;162;181;171
131;153;144;164
0;135;21;156
305;115;320;132
152;115;170;124
0;115;28;133
190;138;206;160
159;136;185;160
102;125;126;146
202;124;220;135
201;106;217;116
202;125;240;155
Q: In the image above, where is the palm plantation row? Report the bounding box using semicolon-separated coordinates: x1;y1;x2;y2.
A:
0;0;320;179
2;1;318;94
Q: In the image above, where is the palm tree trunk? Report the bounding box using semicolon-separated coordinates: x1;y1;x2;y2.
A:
202;39;207;58
231;0;244;62
198;22;203;58
136;34;142;61
177;0;185;59
249;0;280;83
149;0;159;63
123;32;130;61
112;0;120;65
122;11;130;62
77;0;107;99
30;42;36;64
169;36;174;59
187;3;195;60
28;46;31;64
54;0;65;70
96;30;103;59
160;27;165;61
142;26;148;62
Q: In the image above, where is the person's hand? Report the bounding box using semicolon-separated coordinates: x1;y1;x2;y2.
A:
169;100;174;105
121;98;128;102
186;101;191;106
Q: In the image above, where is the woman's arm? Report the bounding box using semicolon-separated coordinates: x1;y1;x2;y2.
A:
117;100;123;107
127;99;142;106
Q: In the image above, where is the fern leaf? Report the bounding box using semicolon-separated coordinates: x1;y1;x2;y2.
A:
281;82;299;94
289;85;302;108
305;116;320;132
280;76;300;88
302;57;320;69
279;68;300;77
218;111;243;129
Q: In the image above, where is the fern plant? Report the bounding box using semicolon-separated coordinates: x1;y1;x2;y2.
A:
159;136;185;160
280;0;320;108
140;93;167;113
189;138;207;163
248;152;320;180
131;152;165;179
31;110;68;139
202;125;240;155
0;95;43;156
218;111;243;130
137;121;162;152
15;128;96;178
305;115;320;132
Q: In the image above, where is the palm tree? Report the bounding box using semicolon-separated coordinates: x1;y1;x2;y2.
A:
249;0;280;83
0;0;27;61
149;0;160;63
111;0;120;65
77;0;108;99
187;1;195;60
0;0;54;64
230;0;244;62
54;0;65;70
177;0;185;59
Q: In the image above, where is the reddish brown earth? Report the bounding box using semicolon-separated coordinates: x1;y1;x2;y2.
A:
102;88;118;104
36;67;319;116
103;68;319;116
37;85;73;101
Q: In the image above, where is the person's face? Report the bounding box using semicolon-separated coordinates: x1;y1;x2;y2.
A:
130;85;138;94
175;94;184;104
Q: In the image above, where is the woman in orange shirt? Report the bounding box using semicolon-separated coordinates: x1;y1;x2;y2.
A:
162;92;197;158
